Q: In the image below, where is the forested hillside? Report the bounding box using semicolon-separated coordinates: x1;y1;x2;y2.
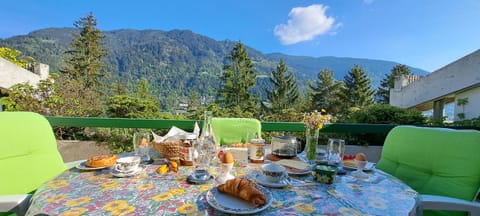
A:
0;28;429;108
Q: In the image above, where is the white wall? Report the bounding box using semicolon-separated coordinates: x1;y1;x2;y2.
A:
454;87;480;121
0;57;49;89
390;49;480;109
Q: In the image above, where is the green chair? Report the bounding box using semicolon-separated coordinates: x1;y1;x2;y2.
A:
0;112;66;216
211;118;262;146
376;126;480;216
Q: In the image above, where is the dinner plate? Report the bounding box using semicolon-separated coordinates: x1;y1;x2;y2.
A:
111;165;145;177
75;161;112;171
255;174;288;188
206;185;272;214
343;161;376;172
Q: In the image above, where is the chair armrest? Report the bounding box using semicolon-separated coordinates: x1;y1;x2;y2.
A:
0;194;31;216
421;194;480;216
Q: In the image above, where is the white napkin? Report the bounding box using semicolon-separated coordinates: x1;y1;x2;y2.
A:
152;122;200;142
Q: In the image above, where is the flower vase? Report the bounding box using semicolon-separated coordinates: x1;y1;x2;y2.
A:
304;128;319;165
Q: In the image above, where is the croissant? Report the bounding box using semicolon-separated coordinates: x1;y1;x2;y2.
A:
217;178;267;206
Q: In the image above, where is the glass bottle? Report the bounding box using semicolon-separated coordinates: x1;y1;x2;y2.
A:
192;111;216;181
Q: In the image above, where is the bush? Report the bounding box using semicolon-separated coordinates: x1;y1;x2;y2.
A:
335;104;427;146
346;104;426;125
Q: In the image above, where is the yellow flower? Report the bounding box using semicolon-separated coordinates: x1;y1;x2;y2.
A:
138;183;154;191
102;181;118;190
235;170;246;176
65;196;90;207
152;192;173;201
110;205;136;216
294;202;315;214
59;207;87;216
270;199;283;208
103;200;128;211
199;185;212;192
46;194;67;203
47;179;69;188
368;197;388;209
303;110;331;130
177;203;198;214
88;176;103;181
169;188;185;195
338;207;363;215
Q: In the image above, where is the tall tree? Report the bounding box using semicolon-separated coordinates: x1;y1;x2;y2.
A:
217;42;258;116
263;59;299;114
61;12;108;90
340;64;375;112
376;64;411;104
309;68;344;114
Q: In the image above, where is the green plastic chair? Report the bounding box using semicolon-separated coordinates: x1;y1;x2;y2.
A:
0;112;66;216
211;118;262;146
377;126;480;216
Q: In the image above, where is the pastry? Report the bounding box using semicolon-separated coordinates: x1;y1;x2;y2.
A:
85;154;118;167
217;178;266;206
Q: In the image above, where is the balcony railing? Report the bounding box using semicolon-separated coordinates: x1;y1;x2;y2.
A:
45;116;397;134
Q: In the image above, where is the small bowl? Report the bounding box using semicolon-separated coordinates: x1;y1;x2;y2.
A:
312;165;338;184
262;163;287;183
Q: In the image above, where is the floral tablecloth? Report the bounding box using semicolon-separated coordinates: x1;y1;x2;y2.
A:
26;162;419;216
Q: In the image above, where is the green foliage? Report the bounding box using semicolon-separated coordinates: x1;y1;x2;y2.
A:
309;68;344;114
262;59;299;117
339;65;375;113
376;64;411;104
456;97;469;120
106;95;161;119
0;47;34;69
60;12;108;90
346;104;426;125
218;42;259;116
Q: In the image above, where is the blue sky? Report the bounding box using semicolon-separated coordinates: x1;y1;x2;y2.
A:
1;0;479;72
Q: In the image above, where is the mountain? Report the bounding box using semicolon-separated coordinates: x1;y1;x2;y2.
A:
0;28;429;107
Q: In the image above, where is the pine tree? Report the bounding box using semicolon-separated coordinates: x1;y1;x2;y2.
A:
61;12;108;90
376;64;411;104
263;59;299;114
309;68;344;114
340;64;375;112
217;42;258;116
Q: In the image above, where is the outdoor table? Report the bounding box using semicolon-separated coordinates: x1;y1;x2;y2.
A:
26;161;419;215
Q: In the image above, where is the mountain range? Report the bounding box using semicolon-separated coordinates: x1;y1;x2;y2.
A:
0;28;429;106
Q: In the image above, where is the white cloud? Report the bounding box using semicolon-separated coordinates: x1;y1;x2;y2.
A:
274;4;335;45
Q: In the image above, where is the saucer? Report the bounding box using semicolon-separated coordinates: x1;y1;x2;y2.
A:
111;165;145;177
255;174;288;188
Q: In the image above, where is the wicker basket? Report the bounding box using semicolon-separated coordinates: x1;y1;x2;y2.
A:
152;140;182;159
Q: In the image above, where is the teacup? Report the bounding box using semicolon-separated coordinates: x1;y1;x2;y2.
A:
262;163;287;183
115;156;141;173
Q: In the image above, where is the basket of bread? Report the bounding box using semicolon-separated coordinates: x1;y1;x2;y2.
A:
152;140;182;159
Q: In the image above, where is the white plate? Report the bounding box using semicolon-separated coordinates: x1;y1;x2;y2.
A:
206;185;272;214
255;174;288;188
76;161;112;171
343;162;376;171
111;165;145;177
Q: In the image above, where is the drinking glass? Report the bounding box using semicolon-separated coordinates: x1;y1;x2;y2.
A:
133;132;151;164
327;138;345;169
192;111;215;181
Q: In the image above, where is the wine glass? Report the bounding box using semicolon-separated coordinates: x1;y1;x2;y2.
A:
133;132;151;164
